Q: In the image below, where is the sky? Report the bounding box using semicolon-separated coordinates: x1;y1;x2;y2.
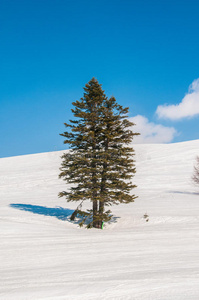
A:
0;0;199;158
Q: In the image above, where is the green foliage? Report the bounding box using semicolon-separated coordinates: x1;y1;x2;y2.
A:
59;78;139;228
74;209;112;229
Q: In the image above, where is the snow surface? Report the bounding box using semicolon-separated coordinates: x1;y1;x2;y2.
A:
1;140;199;300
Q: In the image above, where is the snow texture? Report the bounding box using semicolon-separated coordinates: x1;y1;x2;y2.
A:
1;140;199;299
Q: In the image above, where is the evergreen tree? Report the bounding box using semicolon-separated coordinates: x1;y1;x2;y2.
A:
59;78;139;228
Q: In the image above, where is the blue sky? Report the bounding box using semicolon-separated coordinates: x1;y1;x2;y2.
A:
0;0;199;157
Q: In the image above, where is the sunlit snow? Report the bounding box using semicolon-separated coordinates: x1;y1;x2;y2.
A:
1;140;199;299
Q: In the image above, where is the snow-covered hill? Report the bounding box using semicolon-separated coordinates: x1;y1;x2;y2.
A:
1;140;199;300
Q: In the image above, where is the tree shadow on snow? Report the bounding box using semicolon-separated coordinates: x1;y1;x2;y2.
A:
168;191;199;196
10;203;74;221
10;203;120;227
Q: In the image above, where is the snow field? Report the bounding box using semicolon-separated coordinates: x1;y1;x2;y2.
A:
0;140;199;299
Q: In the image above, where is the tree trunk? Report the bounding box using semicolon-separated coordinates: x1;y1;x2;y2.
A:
98;135;109;228
99;200;104;228
93;199;99;228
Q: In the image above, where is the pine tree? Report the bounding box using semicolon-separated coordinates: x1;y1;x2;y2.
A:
59;78;139;228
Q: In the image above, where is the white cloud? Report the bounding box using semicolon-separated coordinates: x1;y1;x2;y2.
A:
130;115;177;144
156;78;199;120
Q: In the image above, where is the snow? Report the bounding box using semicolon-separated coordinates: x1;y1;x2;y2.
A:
1;140;199;299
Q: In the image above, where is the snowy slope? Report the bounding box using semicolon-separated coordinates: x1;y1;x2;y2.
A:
1;140;199;300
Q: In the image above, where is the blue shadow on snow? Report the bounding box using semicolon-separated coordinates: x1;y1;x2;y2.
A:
10;203;74;221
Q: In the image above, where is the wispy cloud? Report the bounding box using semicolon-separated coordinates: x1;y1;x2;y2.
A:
130;115;177;143
156;78;199;120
